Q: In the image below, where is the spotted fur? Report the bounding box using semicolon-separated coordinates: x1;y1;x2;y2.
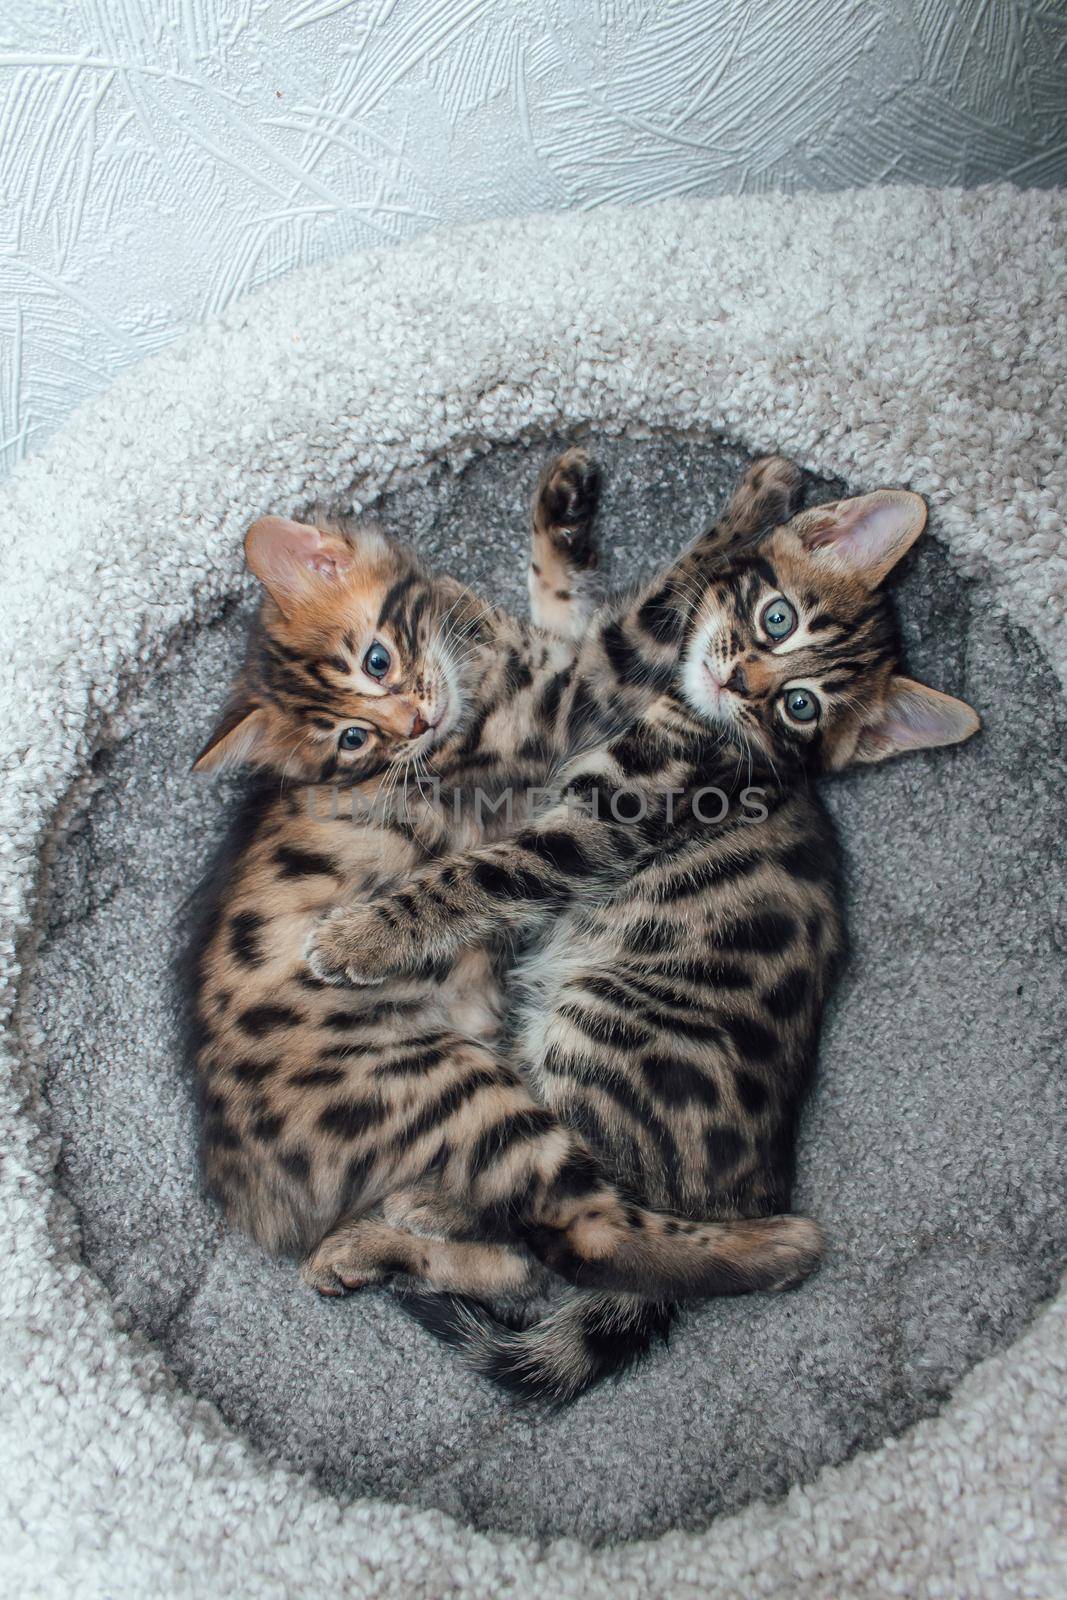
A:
307;455;978;1400
184;490;826;1318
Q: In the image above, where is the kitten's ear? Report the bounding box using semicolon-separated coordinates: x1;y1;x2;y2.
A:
245;515;354;614
192;696;269;773
853;676;979;764
792;491;927;587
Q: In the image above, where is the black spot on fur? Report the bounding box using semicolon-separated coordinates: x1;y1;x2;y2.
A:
289;1065;346;1088
611;731;669;779
503;649;534;693
525;829;595;878
641;1055;720;1112
373;1046;450;1077
274;844;339;878
722;1012;779;1065
610;790;646;823
228;910;265;968
659;851;760;901
636;583;685;644
342;1151;375;1205
318;1098;384;1140
536;666;573;723
279;1148;311;1183
377;572;417;629
203;1116;241;1151
550;1147;604;1199
237;1003;303;1037
718;910;796;956
735;1070;770;1115
762;966;810;1018
600;620;641;683
702;958;754;989
231;1057;275;1084
705;1125;747;1173
473;860;549;901
778;838;831;882
566;679;599;739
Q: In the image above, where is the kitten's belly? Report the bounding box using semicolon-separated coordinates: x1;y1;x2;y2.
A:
510;801;840;1213
206;803;504;1034
195;802;505;1247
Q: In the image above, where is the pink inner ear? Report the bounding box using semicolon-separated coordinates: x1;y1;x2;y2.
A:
804;492;926;586
885;689;975;746
246;516;352;593
859;679;980;761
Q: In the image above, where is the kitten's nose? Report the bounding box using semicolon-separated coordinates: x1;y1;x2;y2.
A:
409;711;430;739
724;664;747;695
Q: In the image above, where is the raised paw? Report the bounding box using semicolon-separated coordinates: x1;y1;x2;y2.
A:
304;904;391;987
533;447;602;570
736;456;803;531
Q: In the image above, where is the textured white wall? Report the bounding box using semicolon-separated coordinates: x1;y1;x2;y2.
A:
2;0;1065;478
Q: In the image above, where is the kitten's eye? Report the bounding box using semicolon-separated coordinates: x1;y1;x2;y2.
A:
761;597;797;641
782;688;820;724
363;642;391;679
338;726;369;751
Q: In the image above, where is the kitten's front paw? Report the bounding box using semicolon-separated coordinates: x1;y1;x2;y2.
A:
305;905;391;987
535;447;602;569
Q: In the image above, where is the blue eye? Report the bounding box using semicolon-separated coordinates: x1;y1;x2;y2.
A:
783;689;819;724
338;726;369;751
363;642;390;679
761;597;797;641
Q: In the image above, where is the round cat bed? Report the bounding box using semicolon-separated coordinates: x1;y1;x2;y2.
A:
2;187;1065;1597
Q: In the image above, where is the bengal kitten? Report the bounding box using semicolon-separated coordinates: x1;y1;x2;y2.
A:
184;478;825;1321
306;452;979;1400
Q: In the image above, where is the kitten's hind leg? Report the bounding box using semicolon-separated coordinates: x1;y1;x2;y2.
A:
469;1130;822;1302
301;1213;536;1299
528;447;602;639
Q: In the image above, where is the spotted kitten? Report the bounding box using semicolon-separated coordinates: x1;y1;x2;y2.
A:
307;453;979;1400
184;479;824;1322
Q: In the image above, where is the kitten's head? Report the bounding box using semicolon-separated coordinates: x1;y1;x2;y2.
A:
680;490;979;772
194;516;472;783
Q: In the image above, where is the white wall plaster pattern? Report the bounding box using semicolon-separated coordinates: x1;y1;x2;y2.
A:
2;0;1066;477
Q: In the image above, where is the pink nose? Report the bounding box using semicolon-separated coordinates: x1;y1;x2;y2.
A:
409;711;430;739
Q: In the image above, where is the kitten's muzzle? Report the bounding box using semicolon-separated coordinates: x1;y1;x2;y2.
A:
706;655;770;699
406;681;451;741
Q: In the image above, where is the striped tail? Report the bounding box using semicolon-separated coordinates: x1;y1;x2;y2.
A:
404;1290;675;1405
404;1201;823;1403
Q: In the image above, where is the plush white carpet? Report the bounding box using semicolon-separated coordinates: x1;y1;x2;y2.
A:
1;184;1065;1597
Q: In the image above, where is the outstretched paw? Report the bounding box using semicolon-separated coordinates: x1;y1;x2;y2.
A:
533;447;602;570
727;456;804;535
